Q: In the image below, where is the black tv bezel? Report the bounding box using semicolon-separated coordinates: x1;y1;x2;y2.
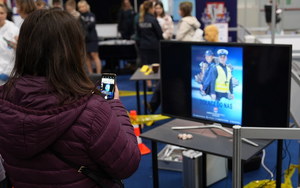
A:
160;40;292;128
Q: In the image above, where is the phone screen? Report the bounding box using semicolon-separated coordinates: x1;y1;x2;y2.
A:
97;74;116;100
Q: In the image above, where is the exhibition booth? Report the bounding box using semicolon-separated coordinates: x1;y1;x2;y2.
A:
3;0;300;187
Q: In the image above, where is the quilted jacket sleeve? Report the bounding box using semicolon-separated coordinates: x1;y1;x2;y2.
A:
88;98;141;179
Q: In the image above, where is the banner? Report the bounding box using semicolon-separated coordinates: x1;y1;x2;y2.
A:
196;0;237;42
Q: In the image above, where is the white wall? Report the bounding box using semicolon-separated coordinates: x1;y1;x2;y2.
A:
238;0;260;28
238;0;300;30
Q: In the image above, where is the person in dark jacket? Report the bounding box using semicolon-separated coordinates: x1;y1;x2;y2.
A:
137;1;163;66
198;50;217;96
0;9;140;188
138;1;163;89
52;0;63;9
78;0;102;74
117;0;135;40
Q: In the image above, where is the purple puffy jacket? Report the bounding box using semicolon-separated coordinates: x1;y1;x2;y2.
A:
0;76;141;188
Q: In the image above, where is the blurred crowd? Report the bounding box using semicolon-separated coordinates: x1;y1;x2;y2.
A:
1;0;102;85
0;0;220;85
0;1;221;186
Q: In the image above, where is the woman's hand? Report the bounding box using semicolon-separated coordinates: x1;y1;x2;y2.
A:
114;84;120;100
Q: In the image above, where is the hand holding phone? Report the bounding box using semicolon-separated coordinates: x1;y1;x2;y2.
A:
3;37;16;49
97;73;117;100
113;85;120;100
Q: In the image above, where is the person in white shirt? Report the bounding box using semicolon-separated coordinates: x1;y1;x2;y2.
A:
154;1;174;40
0;4;19;85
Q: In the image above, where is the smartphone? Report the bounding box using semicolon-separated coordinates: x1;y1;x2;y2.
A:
97;73;116;100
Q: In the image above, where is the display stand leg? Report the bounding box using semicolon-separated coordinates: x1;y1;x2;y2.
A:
136;81;141;115
135;81;143;133
202;153;207;187
143;80;148;114
276;140;283;188
151;141;159;188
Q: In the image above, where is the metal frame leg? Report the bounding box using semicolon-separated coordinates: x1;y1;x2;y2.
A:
143;80;148;114
136;81;141;115
202;153;207;187
151;141;159;188
276;140;283;188
233;125;242;188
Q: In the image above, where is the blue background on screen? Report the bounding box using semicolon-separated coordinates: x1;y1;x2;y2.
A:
191;45;243;125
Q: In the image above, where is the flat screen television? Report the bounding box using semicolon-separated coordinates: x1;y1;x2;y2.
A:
160;41;292;127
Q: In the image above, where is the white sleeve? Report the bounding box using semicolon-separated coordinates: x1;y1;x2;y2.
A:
176;20;191;41
1;23;19;75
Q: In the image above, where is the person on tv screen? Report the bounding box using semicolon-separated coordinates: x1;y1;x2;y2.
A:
210;49;234;101
196;50;217;96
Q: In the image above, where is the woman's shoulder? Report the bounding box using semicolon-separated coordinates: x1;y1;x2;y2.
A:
87;11;95;16
86;94;107;109
4;20;19;31
82;11;95;18
145;13;156;20
77;94;112;127
85;94;123;118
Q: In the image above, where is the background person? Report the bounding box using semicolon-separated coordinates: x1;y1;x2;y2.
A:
52;0;63;10
1;3;12;21
16;0;36;19
138;1;163;90
149;0;159;5
0;9;140;188
176;1;201;41
78;0;102;74
117;0;135;40
146;1;175;112
154;1;174;40
138;1;163;66
35;0;47;10
0;3;19;85
204;24;219;42
65;0;80;19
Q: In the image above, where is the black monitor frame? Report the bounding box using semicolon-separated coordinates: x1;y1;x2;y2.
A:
160;41;292;128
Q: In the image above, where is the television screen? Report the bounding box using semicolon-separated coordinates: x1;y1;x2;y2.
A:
160;41;291;127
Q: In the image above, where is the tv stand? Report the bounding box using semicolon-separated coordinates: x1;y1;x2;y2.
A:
172;124;259;147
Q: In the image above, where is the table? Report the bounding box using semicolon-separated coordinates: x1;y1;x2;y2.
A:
98;40;137;72
141;119;273;188
130;68;160;115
